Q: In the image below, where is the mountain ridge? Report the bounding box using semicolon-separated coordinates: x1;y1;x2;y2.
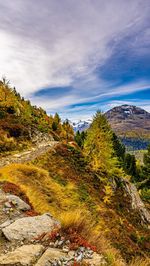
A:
105;104;150;138
72;105;150;150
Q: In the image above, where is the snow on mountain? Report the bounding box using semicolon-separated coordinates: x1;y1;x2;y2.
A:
71;119;92;132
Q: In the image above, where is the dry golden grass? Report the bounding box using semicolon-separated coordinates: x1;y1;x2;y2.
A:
60;209;93;232
0;163;81;216
129;258;150;266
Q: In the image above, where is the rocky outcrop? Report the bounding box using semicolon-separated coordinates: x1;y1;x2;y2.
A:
0;189;31;226
31;130;54;146
2;213;60;241
35;247;106;266
0;189;107;265
5;194;30;211
120;178;150;226
0;244;44;265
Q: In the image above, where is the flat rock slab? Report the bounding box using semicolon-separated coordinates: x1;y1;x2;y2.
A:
0;244;44;265
35;248;73;266
84;252;107;265
6;194;31;211
2;213;59;241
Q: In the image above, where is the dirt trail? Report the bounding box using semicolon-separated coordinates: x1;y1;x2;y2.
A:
0;141;58;168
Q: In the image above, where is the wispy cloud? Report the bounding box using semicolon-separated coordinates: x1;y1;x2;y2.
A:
0;0;149;119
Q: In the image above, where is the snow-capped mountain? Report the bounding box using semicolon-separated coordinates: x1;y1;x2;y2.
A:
70;105;150;138
71;119;92;132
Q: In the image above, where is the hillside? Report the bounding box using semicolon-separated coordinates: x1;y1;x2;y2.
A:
0;78;74;154
0;144;150;265
0;82;149;265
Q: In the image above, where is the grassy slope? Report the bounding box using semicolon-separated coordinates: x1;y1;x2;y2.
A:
0;143;149;264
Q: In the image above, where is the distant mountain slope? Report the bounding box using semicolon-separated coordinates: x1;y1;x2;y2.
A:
105;105;150;138
105;105;150;150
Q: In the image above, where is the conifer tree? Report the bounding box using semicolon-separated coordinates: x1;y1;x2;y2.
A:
62;119;74;141
75;130;86;148
124;153;137;177
143;145;150;179
111;132;125;162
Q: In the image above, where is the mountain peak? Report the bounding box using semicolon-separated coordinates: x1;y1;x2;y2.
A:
105;104;150;120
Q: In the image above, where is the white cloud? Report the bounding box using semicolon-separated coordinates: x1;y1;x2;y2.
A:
0;0;149;118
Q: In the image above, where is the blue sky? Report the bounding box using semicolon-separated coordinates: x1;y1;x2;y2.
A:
0;0;149;121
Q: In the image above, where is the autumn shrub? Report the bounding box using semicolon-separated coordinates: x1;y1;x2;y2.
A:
59;209;93;232
0;133;17;152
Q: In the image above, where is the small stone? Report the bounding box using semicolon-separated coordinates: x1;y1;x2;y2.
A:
54;240;59;248
76;253;84;262
58;240;64;247
49;242;55;247
62;246;69;253
65;239;70;245
79;246;85;252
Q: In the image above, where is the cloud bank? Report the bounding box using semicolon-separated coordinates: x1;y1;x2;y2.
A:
0;0;149;119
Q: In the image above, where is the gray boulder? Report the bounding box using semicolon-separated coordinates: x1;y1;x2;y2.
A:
2;213;60;241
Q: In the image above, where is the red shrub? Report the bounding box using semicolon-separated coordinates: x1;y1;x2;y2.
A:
25;210;39;217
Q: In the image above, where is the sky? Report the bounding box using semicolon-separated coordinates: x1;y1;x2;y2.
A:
0;0;150;121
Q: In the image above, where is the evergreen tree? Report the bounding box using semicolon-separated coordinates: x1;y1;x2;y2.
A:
75;131;81;147
62;119;74;141
75;130;86;148
143;145;150;179
54;113;61;124
112;132;125;162
52;113;61;132
52;121;58;131
124;153;137;177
